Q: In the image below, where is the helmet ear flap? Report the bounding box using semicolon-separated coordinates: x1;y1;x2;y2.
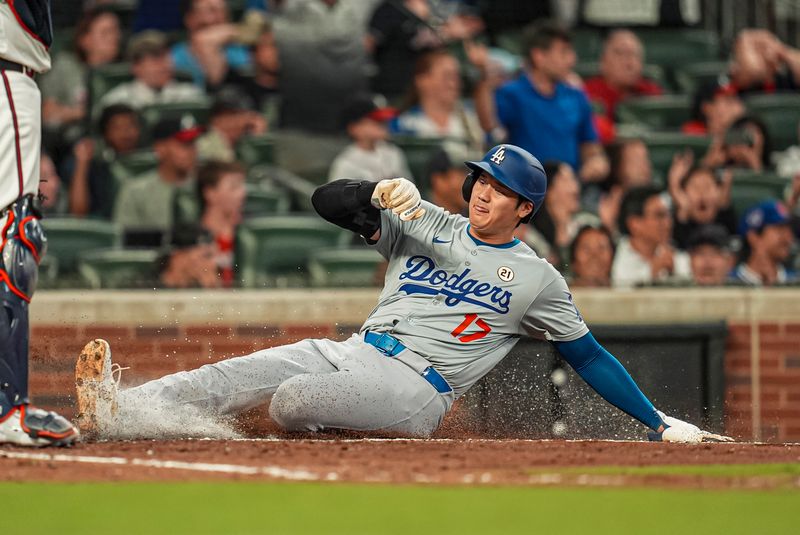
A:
462;171;477;203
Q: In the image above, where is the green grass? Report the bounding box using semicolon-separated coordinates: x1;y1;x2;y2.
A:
1;482;798;535
529;463;800;477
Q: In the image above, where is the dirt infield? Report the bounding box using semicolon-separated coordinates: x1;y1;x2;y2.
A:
2;438;798;489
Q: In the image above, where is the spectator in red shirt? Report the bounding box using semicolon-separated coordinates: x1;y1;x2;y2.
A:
197;161;247;287
584;29;663;123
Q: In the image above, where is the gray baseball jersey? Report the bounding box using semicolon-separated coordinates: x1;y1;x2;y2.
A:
362;201;588;397
107;200;588;439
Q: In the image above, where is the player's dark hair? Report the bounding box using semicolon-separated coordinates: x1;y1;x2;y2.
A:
618;185;664;236
521;19;571;66
196;160;246;214
98;104;139;136
73;7;120;62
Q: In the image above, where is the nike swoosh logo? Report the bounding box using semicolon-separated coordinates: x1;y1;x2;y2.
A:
432;237;452;244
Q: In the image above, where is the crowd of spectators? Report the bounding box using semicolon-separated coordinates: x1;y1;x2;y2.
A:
37;0;800;289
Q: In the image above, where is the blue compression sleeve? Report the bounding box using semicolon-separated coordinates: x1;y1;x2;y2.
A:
552;332;664;431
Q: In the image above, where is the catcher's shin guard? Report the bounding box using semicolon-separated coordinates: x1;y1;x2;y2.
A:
0;195;46;411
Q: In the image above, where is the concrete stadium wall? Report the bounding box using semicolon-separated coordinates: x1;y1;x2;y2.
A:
28;288;800;442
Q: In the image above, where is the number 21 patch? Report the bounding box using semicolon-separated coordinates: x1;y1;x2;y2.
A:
497;266;514;282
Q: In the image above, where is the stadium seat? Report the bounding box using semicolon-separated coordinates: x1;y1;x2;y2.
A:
308;248;385;287
140;100;212;133
634;29;720;69
88;63;133;119
78;249;159;289
743;93;800;151
109;150;159;182
574;62;668;90
616;95;692;130
642;132;712;182
571;28;603;62
393;136;446;197
244;185;291;217
236;216;349;287
41;218;121;275
237;135;276;167
673;61;730;95
729;171;790;216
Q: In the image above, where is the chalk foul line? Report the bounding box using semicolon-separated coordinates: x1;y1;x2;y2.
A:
0;450;338;481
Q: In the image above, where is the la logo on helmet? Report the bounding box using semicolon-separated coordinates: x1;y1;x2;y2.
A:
490;147;506;165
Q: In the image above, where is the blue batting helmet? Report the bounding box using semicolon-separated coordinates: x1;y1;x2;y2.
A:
462;144;547;223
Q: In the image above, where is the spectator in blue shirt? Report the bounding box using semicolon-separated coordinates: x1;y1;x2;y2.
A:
172;0;252;87
468;20;609;184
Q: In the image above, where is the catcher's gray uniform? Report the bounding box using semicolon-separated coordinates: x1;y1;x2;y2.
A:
119;202;588;437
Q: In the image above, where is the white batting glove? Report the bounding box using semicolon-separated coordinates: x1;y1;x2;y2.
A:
649;411;734;443
371;178;426;221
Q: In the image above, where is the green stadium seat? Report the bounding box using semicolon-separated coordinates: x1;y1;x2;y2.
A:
616;94;692;130
574;62;668;90
244;186;291;217
673;61;730;95
78;249;159;289
88;63;133;118
743;93;800;151
41;218;121;275
36;254;60;290
236;216;348;288
642;132;712;182
634;29;720;69
308;248;385;287
237;135;276;167
140;100;212;133
109;150;159;182
571;28;603;62
730;171;790;216
393;136;446;197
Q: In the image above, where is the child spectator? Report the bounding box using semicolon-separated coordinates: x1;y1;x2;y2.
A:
733;200;796;286
687;224;736;286
669;165;737;250
328;95;412;182
197;161;247;288
682;80;745;137
612;186;691;287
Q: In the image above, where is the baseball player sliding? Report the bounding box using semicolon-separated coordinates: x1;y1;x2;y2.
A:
0;0;79;446
75;144;731;443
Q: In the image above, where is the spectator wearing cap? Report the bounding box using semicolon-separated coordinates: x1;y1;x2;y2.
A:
682;80;745;137
669;166;737;250
158;224;221;289
114;117;202;234
172;0;252;87
612;186;691;287
97;31;205;115
568;224;615;288
67;105;143;219
584;30;663;124
687;224;736;286
733;200;796;286
469;20;609;184
425;144;472;215
197;161;247;288
196;87;267;163
389;49;483;154
327;96;412;182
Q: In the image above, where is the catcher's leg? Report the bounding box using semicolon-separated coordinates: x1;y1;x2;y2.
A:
0;198;79;446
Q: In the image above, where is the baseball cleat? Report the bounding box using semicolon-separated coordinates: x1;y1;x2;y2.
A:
0;404;79;447
75;339;126;437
